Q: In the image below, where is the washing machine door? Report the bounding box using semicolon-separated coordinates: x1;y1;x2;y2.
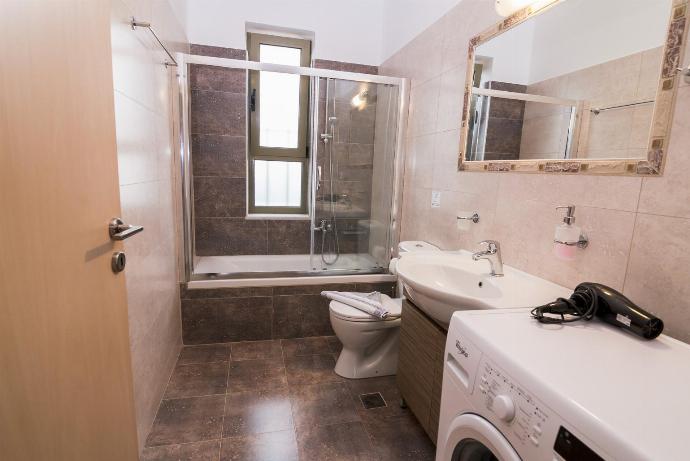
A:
439;413;521;461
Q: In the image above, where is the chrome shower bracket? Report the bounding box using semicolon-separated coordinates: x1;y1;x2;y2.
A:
554;232;589;249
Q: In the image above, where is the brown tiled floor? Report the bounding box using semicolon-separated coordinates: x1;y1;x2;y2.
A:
142;337;436;461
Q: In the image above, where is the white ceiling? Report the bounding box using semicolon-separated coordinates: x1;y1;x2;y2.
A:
168;0;463;65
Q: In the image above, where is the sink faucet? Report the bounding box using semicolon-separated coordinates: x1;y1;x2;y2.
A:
472;240;504;277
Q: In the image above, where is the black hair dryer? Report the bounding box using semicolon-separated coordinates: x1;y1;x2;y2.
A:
532;282;664;340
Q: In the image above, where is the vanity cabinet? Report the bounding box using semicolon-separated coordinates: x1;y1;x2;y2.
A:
397;299;447;444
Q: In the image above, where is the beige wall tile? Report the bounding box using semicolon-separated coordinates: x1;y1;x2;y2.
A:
388;0;690;342
408;77;441;136
624;214;690;343
111;0;186;452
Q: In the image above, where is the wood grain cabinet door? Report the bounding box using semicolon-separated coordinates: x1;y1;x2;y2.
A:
0;1;139;460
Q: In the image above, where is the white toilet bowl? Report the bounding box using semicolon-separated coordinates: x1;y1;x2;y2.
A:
329;299;402;379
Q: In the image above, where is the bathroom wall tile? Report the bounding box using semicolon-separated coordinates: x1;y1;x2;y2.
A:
191;90;246;136
141;440;220;461
313;59;379;75
145;396;225;447
624;214;690;343
193;177;246;217
114;91;160;186
639;85;690;218
273;283;357;296
637;46;664;100
289;383;359;427
190;65;246;93
230;340;283;361
405;134;436;190
220;430;298;461
191;135;247;178
436;65;466;132
194;218;268;256
266;221;311;255
181;285;273;299
484;118;523;156
273;295;334;339
190;44;246;59
295;421;376;461
354;282;396;297
223;389;293;438
408;78;440;136
181;297;273;344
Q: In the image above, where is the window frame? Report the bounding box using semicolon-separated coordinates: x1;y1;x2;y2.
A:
247;32;312;215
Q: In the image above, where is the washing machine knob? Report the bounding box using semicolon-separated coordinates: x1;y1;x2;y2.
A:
493;394;516;422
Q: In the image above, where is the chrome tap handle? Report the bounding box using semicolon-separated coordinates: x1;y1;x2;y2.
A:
477;240;499;254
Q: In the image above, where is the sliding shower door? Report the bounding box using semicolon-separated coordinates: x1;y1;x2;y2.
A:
311;77;400;273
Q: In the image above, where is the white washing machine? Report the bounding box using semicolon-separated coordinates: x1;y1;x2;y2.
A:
437;308;690;461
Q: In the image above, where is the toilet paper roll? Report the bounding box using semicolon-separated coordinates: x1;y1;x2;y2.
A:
388;257;399;275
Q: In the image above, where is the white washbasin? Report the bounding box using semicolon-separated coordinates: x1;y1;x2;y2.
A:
396;251;571;326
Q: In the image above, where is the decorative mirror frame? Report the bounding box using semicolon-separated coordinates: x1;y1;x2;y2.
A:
458;0;689;176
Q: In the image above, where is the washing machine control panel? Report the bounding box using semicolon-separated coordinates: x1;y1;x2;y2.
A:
474;357;558;460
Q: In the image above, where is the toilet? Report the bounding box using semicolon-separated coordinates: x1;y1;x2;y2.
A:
329;241;440;379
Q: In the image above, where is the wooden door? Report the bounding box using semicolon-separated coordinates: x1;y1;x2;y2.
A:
0;1;139;460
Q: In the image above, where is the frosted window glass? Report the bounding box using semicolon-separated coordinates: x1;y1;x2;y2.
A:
254;160;302;207
259;44;302;148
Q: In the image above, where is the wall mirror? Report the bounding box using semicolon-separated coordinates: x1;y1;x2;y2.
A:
459;0;688;175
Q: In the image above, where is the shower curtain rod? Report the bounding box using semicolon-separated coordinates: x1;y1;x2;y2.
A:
130;18;178;68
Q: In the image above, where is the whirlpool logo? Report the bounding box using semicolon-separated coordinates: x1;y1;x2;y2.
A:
455;340;469;358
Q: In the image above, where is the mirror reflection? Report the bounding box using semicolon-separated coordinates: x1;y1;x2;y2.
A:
465;0;673;162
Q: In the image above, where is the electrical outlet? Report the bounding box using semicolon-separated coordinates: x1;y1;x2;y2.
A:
431;191;441;208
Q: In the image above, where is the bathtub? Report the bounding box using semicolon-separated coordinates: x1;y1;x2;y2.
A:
188;253;396;289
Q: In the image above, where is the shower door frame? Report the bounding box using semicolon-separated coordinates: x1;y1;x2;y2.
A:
176;53;409;281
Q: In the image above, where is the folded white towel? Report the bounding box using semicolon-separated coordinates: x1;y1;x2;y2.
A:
321;291;400;320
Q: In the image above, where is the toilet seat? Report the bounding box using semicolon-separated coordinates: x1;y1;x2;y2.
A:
329;299;403;322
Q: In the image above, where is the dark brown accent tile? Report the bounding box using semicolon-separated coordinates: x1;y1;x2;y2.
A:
313;59;378;75
182;297;272;344
145;396;225;447
181;285;273;300
349;105;377;144
223;388;293;437
191;134;246;178
364;413;435;461
484;118;523;154
230;340;283;361
290;382;360;428
348;143;374;165
193;177;246;217
191;44;246;60
220;430;298;461
191;90;246;136
296;421;377;461
284;354;344;386
227;358;287;393
273;294;334;339
489;97;526;120
194;218;268;257
165;362;228;399
266;220;311;255
326;336;342;357
281;337;331;357
178;344;232;366
140;440;220;461
488;81;527;93
273;283;356;296
190;65;246;93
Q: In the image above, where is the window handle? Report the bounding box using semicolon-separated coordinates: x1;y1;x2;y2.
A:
250;88;256;112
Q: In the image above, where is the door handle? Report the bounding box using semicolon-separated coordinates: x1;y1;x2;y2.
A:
109;218;144;241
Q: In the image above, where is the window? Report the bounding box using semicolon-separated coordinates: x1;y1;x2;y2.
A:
247;33;312;214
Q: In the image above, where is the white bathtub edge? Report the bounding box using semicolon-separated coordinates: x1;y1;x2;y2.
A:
186;273;397;290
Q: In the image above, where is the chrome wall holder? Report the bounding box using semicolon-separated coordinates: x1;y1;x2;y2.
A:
554;234;589;249
457;212;480;224
130;17;178;68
